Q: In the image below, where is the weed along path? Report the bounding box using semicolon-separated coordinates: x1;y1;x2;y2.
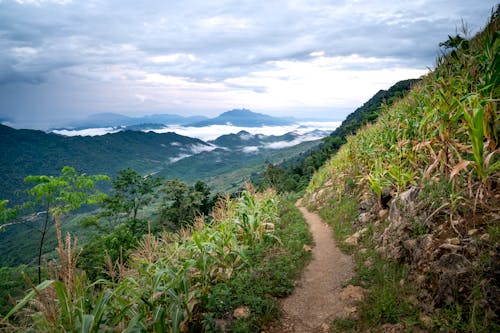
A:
270;203;355;333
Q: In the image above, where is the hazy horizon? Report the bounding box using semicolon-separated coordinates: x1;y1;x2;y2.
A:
1;107;348;131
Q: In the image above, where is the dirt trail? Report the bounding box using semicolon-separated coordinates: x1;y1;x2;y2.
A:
270;203;355;333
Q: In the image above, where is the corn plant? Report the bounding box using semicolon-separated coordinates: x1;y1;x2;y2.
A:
2;190;282;332
462;95;499;180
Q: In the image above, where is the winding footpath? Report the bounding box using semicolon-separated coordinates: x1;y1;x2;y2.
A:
270;203;355;333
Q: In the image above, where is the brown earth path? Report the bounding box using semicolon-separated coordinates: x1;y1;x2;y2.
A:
269;203;355;333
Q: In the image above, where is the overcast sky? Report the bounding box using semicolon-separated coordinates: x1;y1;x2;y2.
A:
0;0;496;129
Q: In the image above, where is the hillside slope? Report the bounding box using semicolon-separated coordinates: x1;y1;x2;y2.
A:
253;78;420;192
0;124;323;203
304;9;499;332
0;125;211;202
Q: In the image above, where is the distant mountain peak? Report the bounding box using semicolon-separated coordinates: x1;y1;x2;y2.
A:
189;109;294;127
219;109;254;117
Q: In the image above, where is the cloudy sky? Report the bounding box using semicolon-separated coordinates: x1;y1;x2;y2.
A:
0;0;496;129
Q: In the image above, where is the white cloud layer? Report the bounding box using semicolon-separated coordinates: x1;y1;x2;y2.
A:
52;127;121;136
242;146;260;153
51;121;341;141
152;122;342;141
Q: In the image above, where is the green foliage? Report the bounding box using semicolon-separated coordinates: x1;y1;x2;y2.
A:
3;190;312;332
201;199;313;331
0;127;207;204
357;259;414;326
306;8;499;213
160;179;212;228
0;266;41;316
24;166;109;216
78;222;139;280
0;123;320;207
104;168;162;221
0;137;318;268
320;193;419;331
80;174;214;280
0;200;17;228
21;166;109;284
167;139;320;193
319;197;357;252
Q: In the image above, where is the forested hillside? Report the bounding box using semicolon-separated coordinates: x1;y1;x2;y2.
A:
0;126;208;202
0;124;320;203
304;9;499;332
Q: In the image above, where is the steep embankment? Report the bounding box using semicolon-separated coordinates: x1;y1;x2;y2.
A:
304;9;499;332
256;78;420;193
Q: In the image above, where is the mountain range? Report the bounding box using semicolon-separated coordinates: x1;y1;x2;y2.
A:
0;120;326;203
58;109;295;131
62;113;209;129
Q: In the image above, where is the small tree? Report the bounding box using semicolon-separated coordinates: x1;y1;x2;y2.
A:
24;166;109;283
193;180;212;216
103;168;162;222
160;179;212;228
264;163;287;193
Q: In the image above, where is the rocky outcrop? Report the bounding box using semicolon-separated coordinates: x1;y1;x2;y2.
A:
350;186;499;320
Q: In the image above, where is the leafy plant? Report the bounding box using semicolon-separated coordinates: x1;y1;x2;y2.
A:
22;167;109;284
2;190;309;333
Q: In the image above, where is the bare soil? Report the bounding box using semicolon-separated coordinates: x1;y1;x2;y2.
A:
268;203;355;333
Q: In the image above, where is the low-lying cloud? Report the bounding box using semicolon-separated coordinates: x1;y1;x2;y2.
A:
242;146;260;153
189;143;217;154
169;154;192;163
154;122;341;141
53;127;121;136
51;121;341;142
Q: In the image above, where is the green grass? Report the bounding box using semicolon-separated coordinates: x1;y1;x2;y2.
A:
319;197;357;253
330;232;421;332
317;195;420;331
0;266;43;316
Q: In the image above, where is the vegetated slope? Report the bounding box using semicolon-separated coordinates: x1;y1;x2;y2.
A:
304;9;499;332
253;78;420;192
0;127;320;270
1;190;313;332
0;125;210;202
208;130;305;149
166;140;322;192
1;123;321;203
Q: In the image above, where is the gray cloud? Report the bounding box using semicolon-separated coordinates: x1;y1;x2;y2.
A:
0;0;497;128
